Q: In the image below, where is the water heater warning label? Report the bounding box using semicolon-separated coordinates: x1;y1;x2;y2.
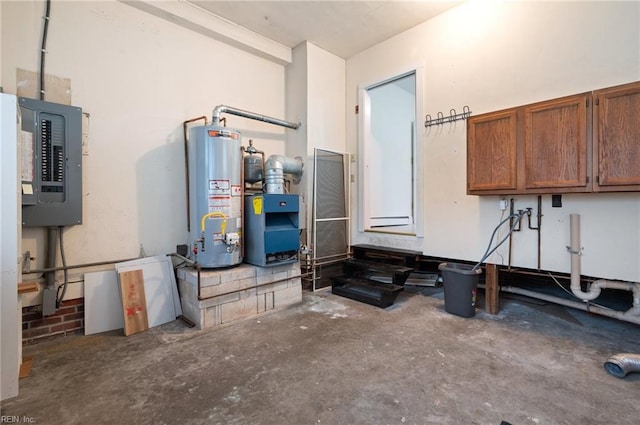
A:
209;179;230;195
208;196;230;213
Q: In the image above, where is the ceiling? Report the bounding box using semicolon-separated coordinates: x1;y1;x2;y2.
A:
189;1;463;59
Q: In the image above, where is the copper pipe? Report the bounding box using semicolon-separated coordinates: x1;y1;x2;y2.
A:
183;115;207;232
240;146;245;260
508;198;514;271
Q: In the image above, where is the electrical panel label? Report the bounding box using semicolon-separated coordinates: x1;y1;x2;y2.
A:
21;130;34;182
231;185;242;197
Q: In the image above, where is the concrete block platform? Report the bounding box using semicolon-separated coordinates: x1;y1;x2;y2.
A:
177;263;302;329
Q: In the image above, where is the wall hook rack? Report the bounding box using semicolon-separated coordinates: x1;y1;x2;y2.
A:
424;105;471;127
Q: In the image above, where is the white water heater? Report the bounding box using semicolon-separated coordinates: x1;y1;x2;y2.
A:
188;125;242;268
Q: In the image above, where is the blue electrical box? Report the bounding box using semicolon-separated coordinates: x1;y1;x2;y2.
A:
244;193;299;267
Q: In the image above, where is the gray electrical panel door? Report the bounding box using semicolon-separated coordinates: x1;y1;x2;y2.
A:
19;97;83;227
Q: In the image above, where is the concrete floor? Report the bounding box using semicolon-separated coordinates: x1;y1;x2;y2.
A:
2;287;639;425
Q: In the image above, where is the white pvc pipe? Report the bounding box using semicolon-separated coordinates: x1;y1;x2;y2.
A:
568;213;640;307
568;214;598;300
499;285;640;326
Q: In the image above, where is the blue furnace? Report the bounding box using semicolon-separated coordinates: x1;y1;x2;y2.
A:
244;193;300;266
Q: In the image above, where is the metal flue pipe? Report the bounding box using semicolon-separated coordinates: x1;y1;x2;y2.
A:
264;154;304;194
211;105;301;130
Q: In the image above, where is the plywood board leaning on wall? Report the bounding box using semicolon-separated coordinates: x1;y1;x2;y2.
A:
118;270;149;336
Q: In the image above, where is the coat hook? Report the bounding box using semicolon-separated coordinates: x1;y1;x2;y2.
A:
437;111;444;125
450;109;457;121
463;105;471;118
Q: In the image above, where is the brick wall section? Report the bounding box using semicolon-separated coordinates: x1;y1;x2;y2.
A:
22;298;84;344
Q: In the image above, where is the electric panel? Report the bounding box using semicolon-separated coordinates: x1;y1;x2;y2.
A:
19;97;83;227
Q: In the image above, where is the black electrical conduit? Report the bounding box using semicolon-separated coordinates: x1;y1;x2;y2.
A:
44;227;57;283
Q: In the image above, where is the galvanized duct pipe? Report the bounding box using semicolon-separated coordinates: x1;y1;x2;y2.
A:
604;353;640;378
568;214;640;312
265;154;304;194
211;104;301;130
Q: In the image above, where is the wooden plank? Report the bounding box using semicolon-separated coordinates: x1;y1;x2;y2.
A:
485;263;499;314
84;270;124;335
19;357;33;379
18;282;39;294
118;270;149;336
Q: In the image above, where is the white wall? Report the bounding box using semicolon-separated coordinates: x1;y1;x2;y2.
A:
286;42;346;235
306;43;346;157
1;93;19;401
2;0;289;300
347;1;640;281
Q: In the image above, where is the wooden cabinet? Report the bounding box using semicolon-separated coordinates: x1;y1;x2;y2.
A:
467;81;640;195
467;109;517;192
523;93;591;191
593;81;640;191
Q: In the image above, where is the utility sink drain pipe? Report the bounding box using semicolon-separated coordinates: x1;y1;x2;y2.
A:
568;214;640;318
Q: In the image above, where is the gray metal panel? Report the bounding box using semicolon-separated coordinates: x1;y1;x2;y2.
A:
315;151;346;219
19;97;83;227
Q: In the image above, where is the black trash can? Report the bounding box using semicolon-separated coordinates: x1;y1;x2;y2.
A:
438;262;482;318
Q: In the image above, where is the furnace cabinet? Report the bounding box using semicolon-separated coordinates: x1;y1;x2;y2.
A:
244;193;300;267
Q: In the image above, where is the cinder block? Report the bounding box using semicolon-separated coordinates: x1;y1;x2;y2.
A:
274;281;302;307
197;272;221;288
200;276;256;298
257;292;275;313
220;295;259;324
203;305;221;328
257;280;288;295
257;270;289;285
178;263;302;329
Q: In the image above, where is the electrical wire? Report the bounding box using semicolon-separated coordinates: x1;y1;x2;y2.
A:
493;209;506;265
39;0;51;100
472;211;527;272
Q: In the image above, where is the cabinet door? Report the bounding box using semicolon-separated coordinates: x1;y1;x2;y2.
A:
594;81;640;191
523;94;591;191
467;109;517;194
